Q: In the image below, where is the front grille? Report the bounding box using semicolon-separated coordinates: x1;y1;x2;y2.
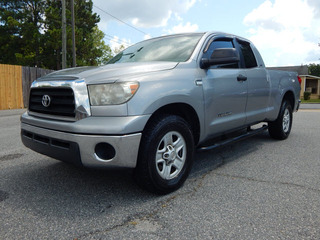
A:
29;88;76;118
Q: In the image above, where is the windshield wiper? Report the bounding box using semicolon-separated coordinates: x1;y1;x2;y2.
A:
122;53;134;56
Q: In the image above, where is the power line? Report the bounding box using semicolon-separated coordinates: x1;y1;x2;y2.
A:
104;33;131;47
93;4;149;36
104;35;130;47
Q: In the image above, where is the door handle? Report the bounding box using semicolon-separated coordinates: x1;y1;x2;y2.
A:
195;79;203;86
237;75;247;81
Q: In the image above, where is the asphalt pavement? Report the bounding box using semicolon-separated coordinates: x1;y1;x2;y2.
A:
0;108;320;239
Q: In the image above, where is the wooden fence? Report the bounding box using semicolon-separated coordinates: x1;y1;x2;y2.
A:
0;64;53;110
0;64;23;110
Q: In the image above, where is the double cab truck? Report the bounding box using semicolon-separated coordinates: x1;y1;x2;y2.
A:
21;32;301;194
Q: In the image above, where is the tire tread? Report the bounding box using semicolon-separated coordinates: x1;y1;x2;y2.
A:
134;114;194;194
268;100;292;140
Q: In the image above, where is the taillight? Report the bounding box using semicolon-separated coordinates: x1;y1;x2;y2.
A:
297;76;302;85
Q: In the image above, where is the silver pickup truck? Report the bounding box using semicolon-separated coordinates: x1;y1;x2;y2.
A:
21;32;301;194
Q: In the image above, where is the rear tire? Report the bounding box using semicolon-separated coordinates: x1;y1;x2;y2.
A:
134;115;194;194
268;100;293;140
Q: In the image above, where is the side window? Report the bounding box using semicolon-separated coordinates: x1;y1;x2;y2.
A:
238;41;258;68
203;39;238;69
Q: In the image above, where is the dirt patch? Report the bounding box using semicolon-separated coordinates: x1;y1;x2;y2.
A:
0;190;9;202
0;153;24;162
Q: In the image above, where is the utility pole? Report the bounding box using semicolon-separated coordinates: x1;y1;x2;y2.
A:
61;0;67;69
71;0;76;67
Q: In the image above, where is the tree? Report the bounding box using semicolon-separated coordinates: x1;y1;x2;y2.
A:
41;1;62;69
85;26;113;66
0;0;112;69
113;44;126;56
0;0;46;66
42;0;112;69
308;64;320;77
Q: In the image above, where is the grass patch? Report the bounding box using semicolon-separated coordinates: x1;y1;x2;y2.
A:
301;99;320;103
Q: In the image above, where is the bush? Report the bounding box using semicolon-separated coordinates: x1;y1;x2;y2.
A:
304;92;311;100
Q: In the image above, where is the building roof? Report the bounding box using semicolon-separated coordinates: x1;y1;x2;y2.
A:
300;75;320;80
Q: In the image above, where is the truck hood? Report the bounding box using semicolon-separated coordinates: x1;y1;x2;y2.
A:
37;62;178;84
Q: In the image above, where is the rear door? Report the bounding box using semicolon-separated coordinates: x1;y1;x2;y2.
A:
201;37;248;137
236;39;270;124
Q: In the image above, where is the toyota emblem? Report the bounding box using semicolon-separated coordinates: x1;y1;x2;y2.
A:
42;95;51;107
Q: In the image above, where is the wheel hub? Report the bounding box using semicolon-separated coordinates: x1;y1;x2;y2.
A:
283;108;290;133
156;130;187;180
163;145;177;165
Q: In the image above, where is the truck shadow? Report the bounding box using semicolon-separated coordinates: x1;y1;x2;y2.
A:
4;131;272;219
191;130;272;178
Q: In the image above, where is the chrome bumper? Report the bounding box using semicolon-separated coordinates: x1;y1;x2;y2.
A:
21;123;141;168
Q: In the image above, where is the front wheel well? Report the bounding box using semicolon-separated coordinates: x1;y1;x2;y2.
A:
144;103;200;145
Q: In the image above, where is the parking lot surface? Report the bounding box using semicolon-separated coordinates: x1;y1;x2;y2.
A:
1;109;320;239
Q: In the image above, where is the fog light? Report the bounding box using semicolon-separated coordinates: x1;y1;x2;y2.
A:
95;142;116;161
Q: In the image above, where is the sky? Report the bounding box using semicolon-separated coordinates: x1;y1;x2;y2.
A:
92;0;320;67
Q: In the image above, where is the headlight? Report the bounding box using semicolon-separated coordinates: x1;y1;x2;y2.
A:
88;82;139;105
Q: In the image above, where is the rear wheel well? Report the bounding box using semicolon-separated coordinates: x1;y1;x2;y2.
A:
283;91;295;110
144;103;200;145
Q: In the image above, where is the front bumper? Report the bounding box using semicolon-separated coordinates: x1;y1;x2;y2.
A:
21;123;141;168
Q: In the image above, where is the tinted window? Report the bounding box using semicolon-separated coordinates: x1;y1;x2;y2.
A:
238;41;258;68
108;34;203;64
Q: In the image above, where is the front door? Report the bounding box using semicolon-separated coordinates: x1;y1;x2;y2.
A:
201;37;248;138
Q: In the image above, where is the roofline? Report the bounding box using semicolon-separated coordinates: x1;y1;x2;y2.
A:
300;75;320;79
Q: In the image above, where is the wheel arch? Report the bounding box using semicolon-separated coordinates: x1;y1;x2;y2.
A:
283;90;295;110
143;103;201;145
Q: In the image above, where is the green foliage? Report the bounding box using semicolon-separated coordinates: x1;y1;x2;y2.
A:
0;0;46;66
308;64;320;77
0;0;112;69
86;26;113;65
304;91;311;100
113;44;126;55
301;98;320;103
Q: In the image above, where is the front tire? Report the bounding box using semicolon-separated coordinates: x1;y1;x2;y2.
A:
268;100;293;140
134;115;194;194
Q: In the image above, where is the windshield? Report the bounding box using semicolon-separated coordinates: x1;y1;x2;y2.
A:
108;34;204;64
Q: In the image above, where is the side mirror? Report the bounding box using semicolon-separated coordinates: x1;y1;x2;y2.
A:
200;48;240;69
